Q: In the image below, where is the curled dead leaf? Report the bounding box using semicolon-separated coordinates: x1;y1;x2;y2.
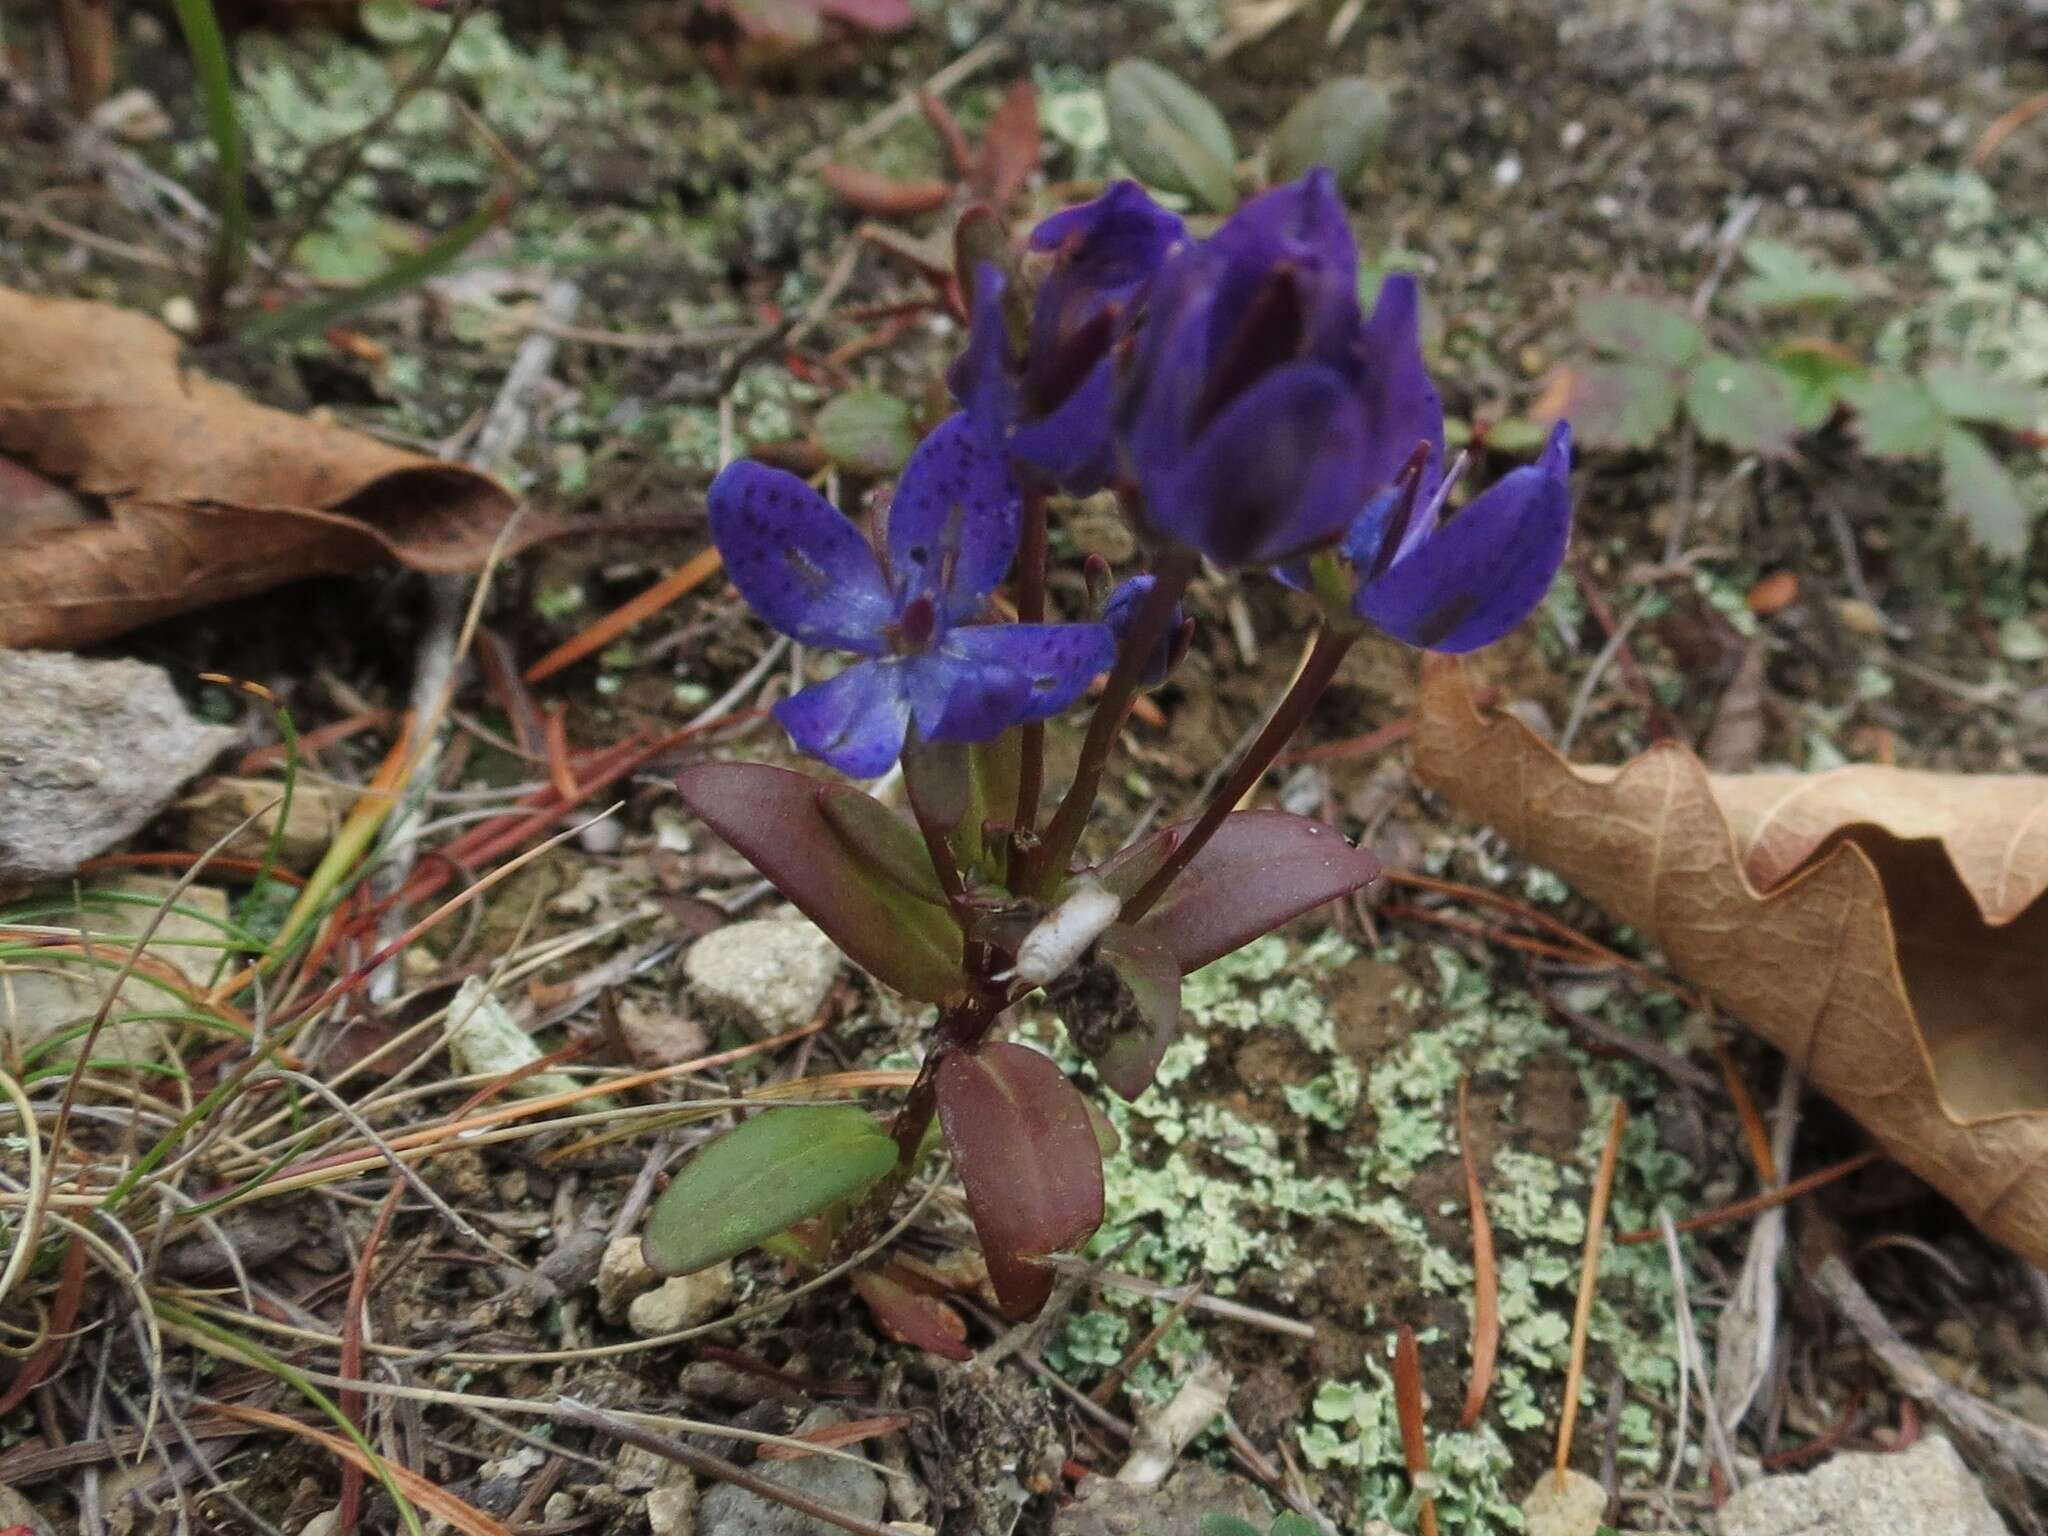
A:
0;287;527;649
1413;656;2048;1266
819;165;954;218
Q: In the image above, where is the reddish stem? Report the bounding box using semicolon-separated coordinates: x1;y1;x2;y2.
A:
1011;484;1051;862
1030;548;1198;895
1123;625;1356;923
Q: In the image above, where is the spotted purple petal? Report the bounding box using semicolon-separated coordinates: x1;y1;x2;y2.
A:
709;461;893;653
773;659;914;779
884;413;1021;625
920;623;1117;742
1357;422;1573;653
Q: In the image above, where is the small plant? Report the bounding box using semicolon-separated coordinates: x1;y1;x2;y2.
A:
643;169;1575;1320
1563;238;2046;557
160;0;509;341
1105;59;1390;211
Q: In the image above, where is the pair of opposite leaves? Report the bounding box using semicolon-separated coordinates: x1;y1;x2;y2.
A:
1412;658;2048;1267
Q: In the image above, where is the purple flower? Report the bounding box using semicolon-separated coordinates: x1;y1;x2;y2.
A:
709;414;1117;777
1314;422;1574;653
1103;574;1188;687
1115;169;1444;569
951;181;1186;495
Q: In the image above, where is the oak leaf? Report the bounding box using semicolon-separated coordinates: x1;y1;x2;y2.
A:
0;287;525;648
1412;656;2048;1265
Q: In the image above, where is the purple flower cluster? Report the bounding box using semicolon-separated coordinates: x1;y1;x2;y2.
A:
709;168;1573;778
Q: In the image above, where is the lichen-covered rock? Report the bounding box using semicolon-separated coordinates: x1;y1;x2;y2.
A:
1717;1437;2009;1536
682;918;840;1038
0;651;236;884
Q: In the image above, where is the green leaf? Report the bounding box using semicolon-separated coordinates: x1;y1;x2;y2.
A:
1268;1519;1324;1536
1684;353;1801;456
1563;361;1682;450
1266;77;1391;186
815;782;948;906
1923;364;2045;432
1574;293;1705;368
1733;239;1864;311
1941;426;2034;560
1842;373;1948;459
642;1105;899;1276
1197;1520;1265;1536
1105;60;1238;212
815;389;918;476
1768;340;1865;431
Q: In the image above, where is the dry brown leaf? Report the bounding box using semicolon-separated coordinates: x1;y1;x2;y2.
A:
0;287;526;648
1413;655;2048;1266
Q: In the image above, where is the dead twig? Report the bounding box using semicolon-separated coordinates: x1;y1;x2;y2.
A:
555;1398;899;1536
1660;1211;1741;1494
1809;1250;2048;1489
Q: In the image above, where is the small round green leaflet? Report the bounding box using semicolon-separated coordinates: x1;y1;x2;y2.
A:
642;1105;899;1277
815;389;918;477
1105;59;1238;213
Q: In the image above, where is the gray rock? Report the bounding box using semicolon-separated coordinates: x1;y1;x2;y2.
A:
627;1262;735;1337
0;874;227;1065
595;1234;660;1324
683;919;840;1039
698;1409;886;1536
1522;1469;1607;1536
1053;1464;1270;1536
648;1482;699;1536
0;1482;57;1536
0;651;236;884
1718;1436;2009;1536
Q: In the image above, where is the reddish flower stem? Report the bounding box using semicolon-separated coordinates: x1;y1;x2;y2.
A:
1029;547;1199;896
1011;483;1051;862
1122;624;1357;923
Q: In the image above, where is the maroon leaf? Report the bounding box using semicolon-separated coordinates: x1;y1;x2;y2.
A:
820;165;954;218
1102;810;1382;974
817;0;915;33
936;1041;1105;1317
919;90;977;182
850;1266;972;1360
677;762;965;1003
976;80;1042;205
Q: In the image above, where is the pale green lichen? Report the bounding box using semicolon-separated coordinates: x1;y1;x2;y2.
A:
1033;926;1703;1519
